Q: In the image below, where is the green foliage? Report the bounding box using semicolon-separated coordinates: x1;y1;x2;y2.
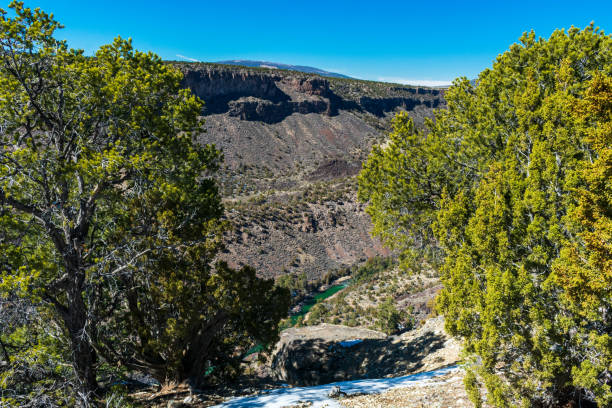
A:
101;259;290;386
351;256;395;284
0;1;290;403
551;74;612;406
306;303;326;324
276;272;308;292
0;305;76;407
359;25;611;406
463;369;483;408
375;296;409;335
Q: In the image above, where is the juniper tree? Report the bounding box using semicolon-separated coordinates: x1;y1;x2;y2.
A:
551;74;612;406
359;25;611;406
0;2;289;403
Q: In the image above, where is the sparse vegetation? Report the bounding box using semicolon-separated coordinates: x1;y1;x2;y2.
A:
295;256;438;332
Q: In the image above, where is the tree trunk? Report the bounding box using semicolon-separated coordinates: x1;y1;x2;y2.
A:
181;311;229;388
65;292;99;399
62;253;99;400
69;330;99;399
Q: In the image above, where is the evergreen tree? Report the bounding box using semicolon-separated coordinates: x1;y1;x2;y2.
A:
375;296;406;335
0;2;289;404
552;74;612;406
359;25;611;406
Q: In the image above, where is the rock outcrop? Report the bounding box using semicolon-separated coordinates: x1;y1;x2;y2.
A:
178;63;446;124
180;66;334;122
271;324;386;385
270;318;460;386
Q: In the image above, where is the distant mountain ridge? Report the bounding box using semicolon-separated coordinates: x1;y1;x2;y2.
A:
215;60;352;79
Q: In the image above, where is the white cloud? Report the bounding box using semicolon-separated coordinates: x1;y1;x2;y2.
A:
321;67;348;74
377;77;452;87
176;54;200;62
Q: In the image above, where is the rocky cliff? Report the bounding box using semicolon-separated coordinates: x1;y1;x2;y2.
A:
179;63;445;124
176;63;446;280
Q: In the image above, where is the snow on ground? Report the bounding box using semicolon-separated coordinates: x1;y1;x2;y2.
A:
337;339;363;348
212;365;459;408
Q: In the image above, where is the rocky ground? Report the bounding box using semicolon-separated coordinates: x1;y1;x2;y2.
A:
215;366;466;408
339;369;476;408
140;367;480;408
221;189;391;280
269;317;460;386
127;317;462;407
303;263;440;328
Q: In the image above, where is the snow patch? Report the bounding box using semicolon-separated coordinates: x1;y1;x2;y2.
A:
338;339;362;348
213;365;459;408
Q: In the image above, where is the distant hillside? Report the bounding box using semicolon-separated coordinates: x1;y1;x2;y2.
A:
174;62;447;280
216;59;352;79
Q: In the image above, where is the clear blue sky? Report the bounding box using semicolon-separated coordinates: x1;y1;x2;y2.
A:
15;0;612;86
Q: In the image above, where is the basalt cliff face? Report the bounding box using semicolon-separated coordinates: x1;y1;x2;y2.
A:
176;63;446;280
180;64;444;124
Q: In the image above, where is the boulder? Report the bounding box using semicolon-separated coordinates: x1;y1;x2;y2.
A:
270;324;386;385
270;319;459;386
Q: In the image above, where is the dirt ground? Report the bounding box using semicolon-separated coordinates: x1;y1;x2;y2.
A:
340;369;477;408
130;317;463;407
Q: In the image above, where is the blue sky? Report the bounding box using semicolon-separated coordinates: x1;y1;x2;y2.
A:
15;1;612;86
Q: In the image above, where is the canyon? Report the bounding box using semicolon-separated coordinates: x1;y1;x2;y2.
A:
177;62;446;280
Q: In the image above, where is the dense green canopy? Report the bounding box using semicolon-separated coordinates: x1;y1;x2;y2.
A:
0;2;289;405
359;25;611;407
